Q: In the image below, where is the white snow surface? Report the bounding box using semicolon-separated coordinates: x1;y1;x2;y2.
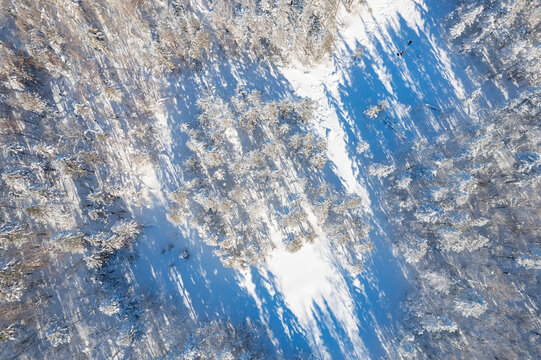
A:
2;0;535;358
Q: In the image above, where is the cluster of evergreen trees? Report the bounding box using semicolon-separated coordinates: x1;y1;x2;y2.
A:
168;88;371;269
390;1;540;358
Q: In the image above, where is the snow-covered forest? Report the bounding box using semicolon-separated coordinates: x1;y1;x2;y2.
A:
0;0;539;359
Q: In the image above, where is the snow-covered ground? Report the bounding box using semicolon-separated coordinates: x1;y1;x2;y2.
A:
2;0;535;358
